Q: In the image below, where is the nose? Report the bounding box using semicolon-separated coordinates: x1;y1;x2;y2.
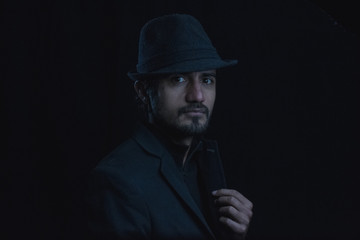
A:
185;80;205;103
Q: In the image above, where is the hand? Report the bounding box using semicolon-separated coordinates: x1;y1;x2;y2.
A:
212;189;253;239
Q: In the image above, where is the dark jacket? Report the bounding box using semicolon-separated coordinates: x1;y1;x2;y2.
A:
87;123;227;240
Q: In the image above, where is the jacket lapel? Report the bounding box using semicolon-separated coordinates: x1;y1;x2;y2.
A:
197;140;229;239
159;153;215;238
132;123;215;239
198;140;227;191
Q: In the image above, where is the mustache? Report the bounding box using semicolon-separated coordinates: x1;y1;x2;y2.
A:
178;103;209;116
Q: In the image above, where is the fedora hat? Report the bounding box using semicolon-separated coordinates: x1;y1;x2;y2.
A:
128;14;237;80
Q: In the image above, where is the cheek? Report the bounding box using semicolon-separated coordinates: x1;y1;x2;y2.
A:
206;90;216;110
156;91;181;117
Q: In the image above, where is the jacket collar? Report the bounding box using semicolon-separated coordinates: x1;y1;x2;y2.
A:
132;122;215;239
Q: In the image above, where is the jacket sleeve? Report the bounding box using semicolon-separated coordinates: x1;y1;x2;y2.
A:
86;167;151;240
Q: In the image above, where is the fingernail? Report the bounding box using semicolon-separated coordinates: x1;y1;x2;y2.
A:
212;190;217;195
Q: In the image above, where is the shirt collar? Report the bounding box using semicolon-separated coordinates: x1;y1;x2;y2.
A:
142;121;203;165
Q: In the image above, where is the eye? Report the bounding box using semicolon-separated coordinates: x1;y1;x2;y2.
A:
202;77;215;85
171;75;186;84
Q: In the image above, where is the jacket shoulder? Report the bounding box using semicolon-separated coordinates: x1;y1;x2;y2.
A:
95;138;159;176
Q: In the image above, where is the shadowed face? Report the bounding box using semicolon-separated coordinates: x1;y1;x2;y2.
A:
149;70;216;137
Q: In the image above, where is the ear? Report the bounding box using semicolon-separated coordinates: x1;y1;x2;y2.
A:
134;80;148;104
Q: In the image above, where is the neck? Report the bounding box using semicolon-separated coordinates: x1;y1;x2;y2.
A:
171;135;193;147
147;119;193;147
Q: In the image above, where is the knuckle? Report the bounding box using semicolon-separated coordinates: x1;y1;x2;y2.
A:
238;212;250;224
220;216;231;225
239;224;247;233
228;206;236;214
242;216;250;225
228;196;237;204
221;206;234;214
248;210;253;218
225;218;232;225
229;189;236;195
233;224;247;234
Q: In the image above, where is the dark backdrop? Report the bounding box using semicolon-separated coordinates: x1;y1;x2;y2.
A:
3;0;360;239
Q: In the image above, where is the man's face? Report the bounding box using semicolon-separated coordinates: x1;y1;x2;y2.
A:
149;70;216;137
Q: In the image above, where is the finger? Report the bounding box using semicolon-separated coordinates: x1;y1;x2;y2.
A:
212;189;253;209
219;216;248;235
215;195;253;216
218;206;251;225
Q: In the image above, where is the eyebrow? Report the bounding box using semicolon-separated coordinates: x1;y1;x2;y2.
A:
167;71;217;78
183;71;217;77
202;72;217;77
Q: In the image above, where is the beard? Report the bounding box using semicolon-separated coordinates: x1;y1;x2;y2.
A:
151;102;211;138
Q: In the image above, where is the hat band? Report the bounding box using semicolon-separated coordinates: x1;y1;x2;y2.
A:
136;48;220;73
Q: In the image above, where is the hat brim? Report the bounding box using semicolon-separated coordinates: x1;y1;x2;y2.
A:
127;58;238;81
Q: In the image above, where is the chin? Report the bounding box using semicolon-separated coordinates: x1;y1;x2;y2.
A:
177;121;208;136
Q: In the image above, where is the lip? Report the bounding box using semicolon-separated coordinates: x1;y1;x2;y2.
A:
183;108;206;113
182;108;207;117
183;112;205;117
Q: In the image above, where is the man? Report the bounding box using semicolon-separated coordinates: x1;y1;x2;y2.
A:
88;14;253;240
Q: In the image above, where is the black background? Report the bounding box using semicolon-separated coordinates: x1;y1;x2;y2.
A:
3;0;360;239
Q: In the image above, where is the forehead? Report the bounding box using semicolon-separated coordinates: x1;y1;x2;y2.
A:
162;70;217;78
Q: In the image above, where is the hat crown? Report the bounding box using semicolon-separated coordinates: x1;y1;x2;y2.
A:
128;14;237;80
136;14;218;73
